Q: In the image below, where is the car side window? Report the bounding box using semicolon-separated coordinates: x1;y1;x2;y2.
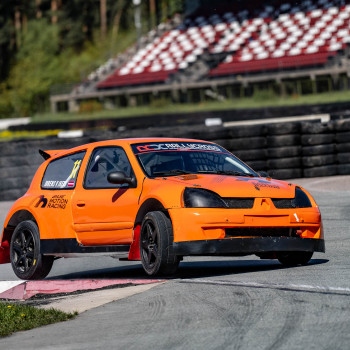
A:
84;147;133;189
41;151;86;189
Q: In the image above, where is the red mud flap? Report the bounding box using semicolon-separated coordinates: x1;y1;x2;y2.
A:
0;241;10;264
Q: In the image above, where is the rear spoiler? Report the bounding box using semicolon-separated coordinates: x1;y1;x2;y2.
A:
39;149;64;160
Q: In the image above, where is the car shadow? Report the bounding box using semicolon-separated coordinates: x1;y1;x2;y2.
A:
47;258;329;281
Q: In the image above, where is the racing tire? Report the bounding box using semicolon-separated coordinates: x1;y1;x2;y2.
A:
229;125;266;138
302;154;336;168
277;251;313;267
267;122;300;135
336;142;350;153
245;160;267;171
302;144;335;156
334;119;350;132
337;164;350;175
267;146;301;159
336;132;350;144
267;168;302;179
303;165;337;178
226;137;267;150
301;134;334;146
140;211;179;276
10;220;54;280
267;135;300;147
232;149;266;161
267;157;301;169
301;122;333;134
337;153;350;164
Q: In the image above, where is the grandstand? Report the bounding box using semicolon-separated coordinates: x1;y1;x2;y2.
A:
50;0;350;112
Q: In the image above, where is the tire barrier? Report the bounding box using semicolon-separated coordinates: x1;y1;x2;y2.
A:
265;122;302;179
0;117;350;200
335;119;350;177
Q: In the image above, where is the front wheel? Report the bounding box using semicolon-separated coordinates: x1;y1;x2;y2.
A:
140;211;179;276
277;251;313;267
10;220;54;280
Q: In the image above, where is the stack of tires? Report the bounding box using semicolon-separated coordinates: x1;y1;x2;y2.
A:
266;122;302;179
334;119;350;175
301;122;337;178
0;140;43;200
210;125;268;172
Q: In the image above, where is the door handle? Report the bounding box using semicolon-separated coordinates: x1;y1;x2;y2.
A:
76;201;86;207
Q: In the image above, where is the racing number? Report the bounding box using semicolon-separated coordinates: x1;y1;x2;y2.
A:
69;160;82;179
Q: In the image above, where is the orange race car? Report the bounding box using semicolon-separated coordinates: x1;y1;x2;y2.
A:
0;138;324;279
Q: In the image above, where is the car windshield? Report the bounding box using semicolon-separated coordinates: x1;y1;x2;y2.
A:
131;141;258;178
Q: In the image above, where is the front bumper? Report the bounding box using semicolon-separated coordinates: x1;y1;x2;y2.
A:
169;207;323;242
173;237;325;256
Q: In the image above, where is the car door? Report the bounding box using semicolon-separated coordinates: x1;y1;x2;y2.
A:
71;146;141;246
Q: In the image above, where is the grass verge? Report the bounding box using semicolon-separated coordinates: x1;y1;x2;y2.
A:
0;302;77;338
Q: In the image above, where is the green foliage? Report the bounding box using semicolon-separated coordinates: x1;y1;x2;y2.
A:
0;0;186;118
79;100;103;113
252;88;278;102
0;302;77;338
5;20;61;116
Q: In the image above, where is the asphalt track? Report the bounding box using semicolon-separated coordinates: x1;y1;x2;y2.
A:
0;176;350;349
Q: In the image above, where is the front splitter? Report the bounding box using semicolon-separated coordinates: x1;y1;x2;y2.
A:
173;237;325;256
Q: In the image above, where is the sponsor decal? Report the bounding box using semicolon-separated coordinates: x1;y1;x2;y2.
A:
44;180;66;188
133;142;224;154
235;177;280;191
34;195;48;208
47;195;68;209
34;195;68;209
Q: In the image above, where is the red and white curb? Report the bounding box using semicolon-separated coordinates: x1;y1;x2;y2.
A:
0;279;163;300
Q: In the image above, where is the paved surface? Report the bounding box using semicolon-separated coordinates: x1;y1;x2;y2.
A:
0;176;349;349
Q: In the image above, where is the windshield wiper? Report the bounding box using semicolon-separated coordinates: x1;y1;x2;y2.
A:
153;169;194;177
197;170;255;177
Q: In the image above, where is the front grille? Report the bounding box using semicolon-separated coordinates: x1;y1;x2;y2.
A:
225;227;298;238
272;198;295;209
223;198;255;209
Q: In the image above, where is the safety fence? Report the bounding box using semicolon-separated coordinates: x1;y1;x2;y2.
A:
0;118;349;200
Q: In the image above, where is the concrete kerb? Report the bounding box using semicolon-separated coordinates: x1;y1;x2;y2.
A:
0;279;165;313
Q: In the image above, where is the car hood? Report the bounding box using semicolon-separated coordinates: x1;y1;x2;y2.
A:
163;174;296;198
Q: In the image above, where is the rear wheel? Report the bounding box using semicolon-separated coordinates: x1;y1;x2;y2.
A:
140;211;179;276
277;251;313;267
10;220;54;280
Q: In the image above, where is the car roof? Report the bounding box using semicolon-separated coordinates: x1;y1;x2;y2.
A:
45;137;211;159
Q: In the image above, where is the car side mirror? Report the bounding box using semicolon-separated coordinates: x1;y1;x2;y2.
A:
107;171;136;187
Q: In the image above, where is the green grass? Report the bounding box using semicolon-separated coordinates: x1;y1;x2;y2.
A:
31;89;350;125
0;302;77;338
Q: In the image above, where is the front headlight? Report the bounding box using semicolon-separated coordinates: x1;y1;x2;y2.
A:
183;187;227;208
292;187;312;208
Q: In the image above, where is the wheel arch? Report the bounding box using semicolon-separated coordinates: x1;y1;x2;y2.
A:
128;198;169;261
2;210;37;244
135;198;169;227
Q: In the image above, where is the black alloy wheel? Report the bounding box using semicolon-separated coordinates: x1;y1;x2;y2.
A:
140;211;179;276
10;220;54;280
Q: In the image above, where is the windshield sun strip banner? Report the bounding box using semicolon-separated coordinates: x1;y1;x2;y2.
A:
131;142;230;155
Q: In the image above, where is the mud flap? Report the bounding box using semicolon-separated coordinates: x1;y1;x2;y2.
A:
0;241;10;264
